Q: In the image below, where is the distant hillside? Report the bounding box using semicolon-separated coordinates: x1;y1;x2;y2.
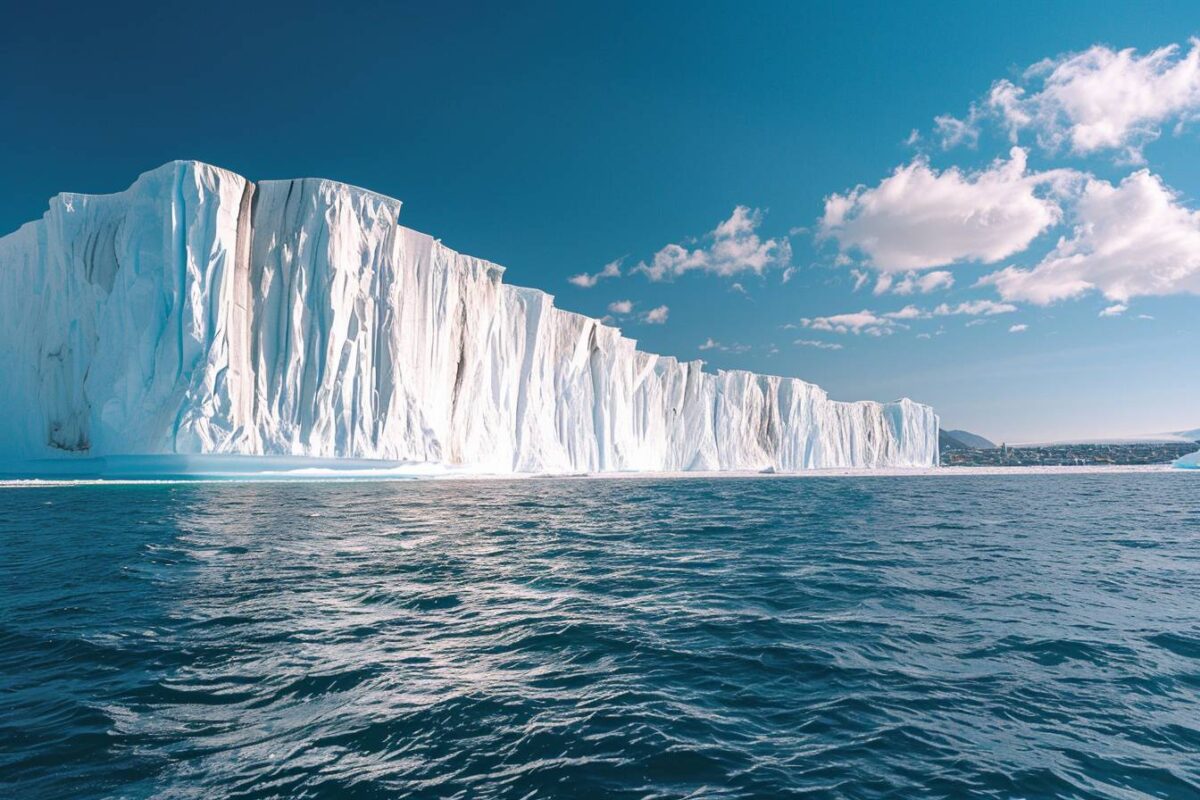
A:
1015;427;1200;446
940;429;996;450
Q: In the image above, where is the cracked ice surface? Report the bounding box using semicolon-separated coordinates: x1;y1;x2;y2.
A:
0;162;939;474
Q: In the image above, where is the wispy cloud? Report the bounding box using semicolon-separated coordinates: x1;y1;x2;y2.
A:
569;259;622;288
699;338;750;353
794;338;844;350
1009;323;1029;333
933;300;1018;316
800;310;899;336
800;298;1017;336
934;112;981;149
892;270;955;295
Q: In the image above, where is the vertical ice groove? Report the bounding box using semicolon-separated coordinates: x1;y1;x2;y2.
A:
0;162;939;472
230;178;257;446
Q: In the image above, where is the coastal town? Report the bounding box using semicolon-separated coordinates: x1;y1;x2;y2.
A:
940;439;1199;467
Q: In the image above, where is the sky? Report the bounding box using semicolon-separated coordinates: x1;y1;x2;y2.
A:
3;0;1199;443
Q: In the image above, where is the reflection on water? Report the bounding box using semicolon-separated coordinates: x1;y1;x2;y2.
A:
2;474;1199;798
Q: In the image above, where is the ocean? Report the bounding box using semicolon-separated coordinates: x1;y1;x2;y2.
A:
2;473;1198;798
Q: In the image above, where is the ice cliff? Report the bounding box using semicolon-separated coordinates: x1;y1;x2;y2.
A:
0;162;938;475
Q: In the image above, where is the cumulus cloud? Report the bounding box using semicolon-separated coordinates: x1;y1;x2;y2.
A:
794;339;844;350
989;39;1200;161
1099;303;1128;317
1008;324;1029;333
642;305;670;324
569;259;622;288
981;170;1200;304
636;206;791;281
820;148;1076;271
607;299;634;315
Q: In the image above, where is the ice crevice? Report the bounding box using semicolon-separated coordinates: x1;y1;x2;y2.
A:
0;161;940;475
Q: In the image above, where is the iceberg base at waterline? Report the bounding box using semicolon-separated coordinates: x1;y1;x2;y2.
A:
0;161;939;477
1175;450;1200;469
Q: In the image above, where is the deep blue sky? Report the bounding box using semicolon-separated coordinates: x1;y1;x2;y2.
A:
4;0;1199;441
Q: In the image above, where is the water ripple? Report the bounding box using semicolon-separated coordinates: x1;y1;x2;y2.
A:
1;473;1199;798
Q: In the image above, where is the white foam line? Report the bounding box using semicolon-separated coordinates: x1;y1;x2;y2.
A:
1;463;1190;488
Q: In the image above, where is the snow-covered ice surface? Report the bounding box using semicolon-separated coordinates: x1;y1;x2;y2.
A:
0;162;938;478
1175;450;1200;469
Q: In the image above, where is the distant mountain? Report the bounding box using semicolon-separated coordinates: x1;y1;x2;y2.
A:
940;429;996;450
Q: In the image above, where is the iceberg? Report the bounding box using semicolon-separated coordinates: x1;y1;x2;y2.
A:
0;162;939;477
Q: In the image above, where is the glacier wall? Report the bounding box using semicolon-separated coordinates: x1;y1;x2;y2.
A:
0;162;939;474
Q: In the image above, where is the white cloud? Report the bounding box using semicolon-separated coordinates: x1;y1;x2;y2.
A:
981;170;1200;304
850;268;870;291
934;111;980;149
799;297;1015;337
607;299;634;314
636;206;791;281
872;273;893;295
800;310;898;336
1099;303;1128;317
1138;314;1155;320
730;282;748;295
642;304;670;324
934;299;1018;316
892;270;955;295
989;39;1200;161
569;259;622;288
794;339;844;350
699;338;750;353
781;266;797;284
1009;324;1029;333
884;304;927;320
820;148;1076;271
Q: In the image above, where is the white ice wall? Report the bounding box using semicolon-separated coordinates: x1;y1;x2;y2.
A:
0;162;939;472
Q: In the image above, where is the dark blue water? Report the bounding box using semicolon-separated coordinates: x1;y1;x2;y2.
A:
2;474;1199;799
